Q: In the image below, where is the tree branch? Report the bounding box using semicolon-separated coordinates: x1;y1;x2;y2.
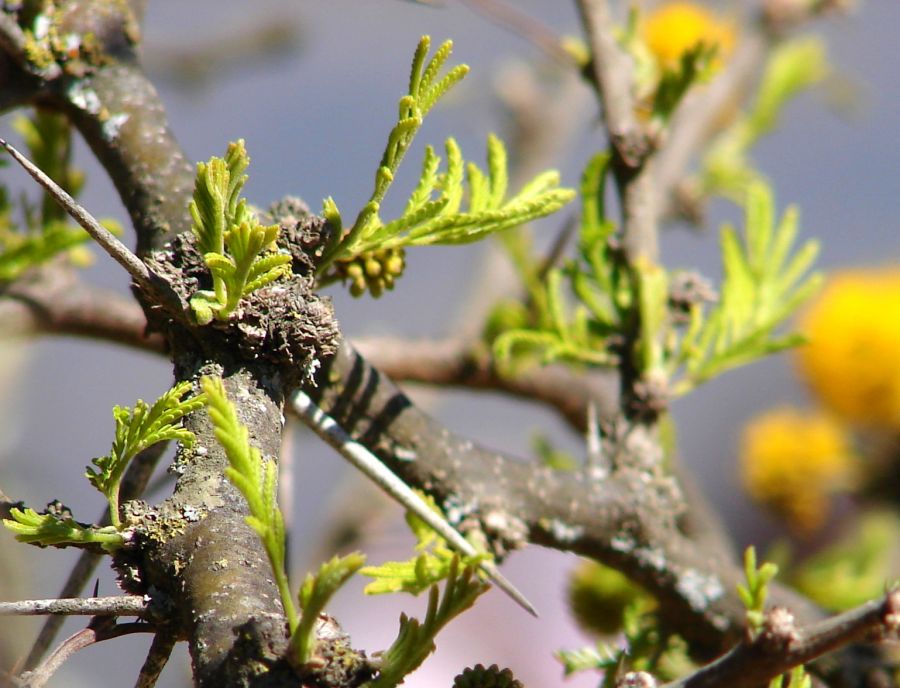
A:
21;442;170;672
308;341;824;659
135;632;177;688
665;589;900;688
0;139;183;316
355;335;620;428
575;0;657;264
291;390;538;616
0;269;165;355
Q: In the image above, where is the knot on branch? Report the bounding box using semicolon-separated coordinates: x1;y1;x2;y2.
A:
616;670;658;688
294;614;373;687
759;606;800;651
141;219;340;389
883;589;900;640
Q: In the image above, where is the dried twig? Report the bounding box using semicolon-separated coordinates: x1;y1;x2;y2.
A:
15;621;154;688
134;632;177;688
457;0;575;65
0;596;148;617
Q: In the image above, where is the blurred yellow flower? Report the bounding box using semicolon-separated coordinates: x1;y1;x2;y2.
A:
641;2;736;71
797;268;900;429
740;407;854;534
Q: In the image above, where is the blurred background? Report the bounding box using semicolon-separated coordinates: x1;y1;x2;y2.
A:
1;1;899;685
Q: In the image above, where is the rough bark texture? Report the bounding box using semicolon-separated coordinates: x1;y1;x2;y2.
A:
0;1;893;686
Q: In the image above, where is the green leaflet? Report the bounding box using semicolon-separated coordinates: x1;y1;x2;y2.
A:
86;381;204;529
3;506;124;552
363;560;488;688
291;552;367;665
736;546;779;633
189;140;292;324
671;182;821;396
318;36;574;297
361;491;487;596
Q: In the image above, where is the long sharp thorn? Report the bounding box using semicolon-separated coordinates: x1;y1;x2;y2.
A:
291;391;538;617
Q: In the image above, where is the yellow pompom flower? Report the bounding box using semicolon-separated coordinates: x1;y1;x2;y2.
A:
740;407;855;534
797;268;900;429
641;2;736;71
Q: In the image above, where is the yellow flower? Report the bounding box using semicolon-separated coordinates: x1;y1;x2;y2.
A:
797;268;900;429
740;407;854;534
641;2;736;71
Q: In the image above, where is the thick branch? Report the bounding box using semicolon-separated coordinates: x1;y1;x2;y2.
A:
355;335;620;428
136;368;295;687
308;341;823;658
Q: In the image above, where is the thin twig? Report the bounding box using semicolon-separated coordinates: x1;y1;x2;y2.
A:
134;632;177;688
575;0;641;148
290;390;538;617
665;589;900;688
654;33;768;220
0;139;179;313
457;0;575;65
22;442;169;671
0;596;148;617
575;0;657;264
17;621;154;688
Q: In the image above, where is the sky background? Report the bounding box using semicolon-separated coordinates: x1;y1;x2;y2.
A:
1;1;899;686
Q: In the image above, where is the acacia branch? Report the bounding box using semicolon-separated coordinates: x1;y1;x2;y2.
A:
22;442;170;672
307;341;824;659
0;269;165;355
135;631;177;688
666;589;900;688
355;335;620;428
575;0;657;264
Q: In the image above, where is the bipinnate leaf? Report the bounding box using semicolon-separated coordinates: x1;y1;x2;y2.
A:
86;381;203;529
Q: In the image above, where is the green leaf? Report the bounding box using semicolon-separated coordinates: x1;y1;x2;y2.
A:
86;382;203;529
361;491;487;597
364;560;488;688
316;37;573;298
673;182;821;395
291;552;366;665
200;375;298;632
737;545;779;634
3;506;124;552
189;141;291;322
557;645;619;677
652;42;718;123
